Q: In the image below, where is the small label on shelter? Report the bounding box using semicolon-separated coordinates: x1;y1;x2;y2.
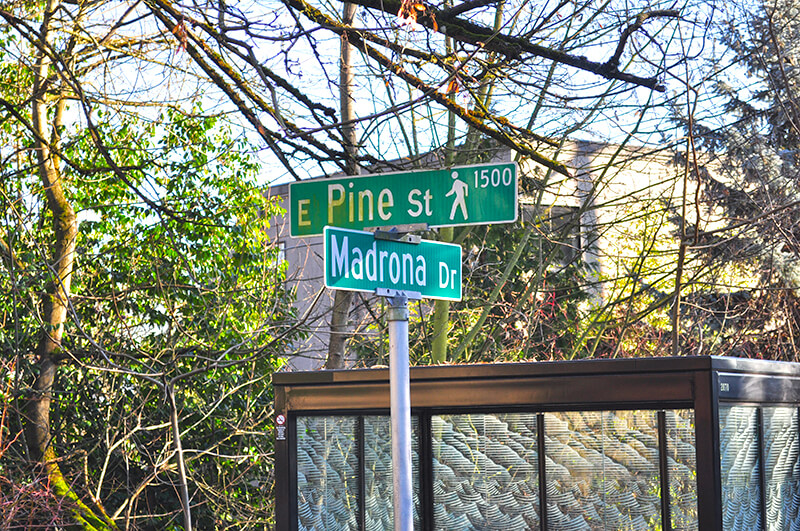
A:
275;414;287;440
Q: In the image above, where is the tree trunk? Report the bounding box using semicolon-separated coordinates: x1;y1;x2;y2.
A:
431;228;453;363
24;1;117;528
430;14;458;365
326;2;359;369
26;0;75;466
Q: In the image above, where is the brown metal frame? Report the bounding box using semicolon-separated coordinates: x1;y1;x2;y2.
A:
274;356;800;531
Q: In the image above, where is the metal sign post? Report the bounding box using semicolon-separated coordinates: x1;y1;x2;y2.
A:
383;289;414;531
319;172;475;528
323;223;463;528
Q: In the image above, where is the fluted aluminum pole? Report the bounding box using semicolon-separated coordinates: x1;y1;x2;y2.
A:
387;293;413;531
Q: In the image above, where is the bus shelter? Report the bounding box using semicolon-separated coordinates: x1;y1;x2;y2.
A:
273;356;800;530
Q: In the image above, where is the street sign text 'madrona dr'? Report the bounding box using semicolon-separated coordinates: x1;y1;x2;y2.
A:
324;227;462;301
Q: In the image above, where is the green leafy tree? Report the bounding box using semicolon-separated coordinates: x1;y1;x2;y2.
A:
0;3;296;529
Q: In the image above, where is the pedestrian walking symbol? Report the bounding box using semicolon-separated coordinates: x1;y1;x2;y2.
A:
446;171;469;220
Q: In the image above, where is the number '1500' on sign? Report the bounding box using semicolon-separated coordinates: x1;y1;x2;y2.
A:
473;166;514;188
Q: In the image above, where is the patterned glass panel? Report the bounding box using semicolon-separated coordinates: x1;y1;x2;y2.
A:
719;406;761;531
296;416;359;531
762;407;800;531
544;410;662;530
431;413;540;530
363;416;421;530
665;409;698;530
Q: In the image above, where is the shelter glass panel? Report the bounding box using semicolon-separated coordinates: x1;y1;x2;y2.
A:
431;413;540;530
665;409;698;530
762;407;800;531
296;416;359;531
719;405;761;531
363;415;420;530
544;410;662;530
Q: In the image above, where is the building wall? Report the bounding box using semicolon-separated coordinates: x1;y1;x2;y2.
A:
266;184;331;370
267;141;711;370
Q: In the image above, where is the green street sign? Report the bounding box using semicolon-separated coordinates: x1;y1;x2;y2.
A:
324;227;462;301
290;163;518;236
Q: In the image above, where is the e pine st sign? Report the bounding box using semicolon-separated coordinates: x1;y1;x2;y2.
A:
289;162;517;237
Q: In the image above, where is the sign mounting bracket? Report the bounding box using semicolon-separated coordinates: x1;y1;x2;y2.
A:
373;230;421;244
365;222;429;234
376;287;422;300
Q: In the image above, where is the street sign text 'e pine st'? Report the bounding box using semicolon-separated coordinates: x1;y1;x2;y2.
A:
290;162;518;237
324;227;462;301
